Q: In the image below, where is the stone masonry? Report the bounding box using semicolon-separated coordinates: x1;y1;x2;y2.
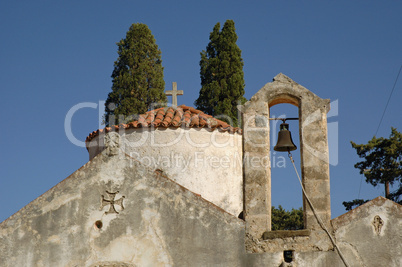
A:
242;73;332;252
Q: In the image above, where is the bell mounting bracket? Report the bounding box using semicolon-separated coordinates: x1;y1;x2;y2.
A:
269;117;299;123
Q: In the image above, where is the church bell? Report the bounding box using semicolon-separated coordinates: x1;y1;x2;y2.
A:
274;123;297;152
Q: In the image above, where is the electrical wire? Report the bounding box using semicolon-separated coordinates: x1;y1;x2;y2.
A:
288;152;350;267
374;65;402;137
359;65;401;200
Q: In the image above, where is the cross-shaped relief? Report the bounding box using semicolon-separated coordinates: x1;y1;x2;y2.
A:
100;191;125;214
372;215;384;235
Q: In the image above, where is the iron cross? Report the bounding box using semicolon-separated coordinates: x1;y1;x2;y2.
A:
100;191;125;214
165;82;183;106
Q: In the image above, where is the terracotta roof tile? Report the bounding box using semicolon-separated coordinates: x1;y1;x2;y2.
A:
86;104;242;143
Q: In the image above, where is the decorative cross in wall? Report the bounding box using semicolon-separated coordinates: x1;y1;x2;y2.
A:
372;215;384;235
165;82;183;107
100;191;125;214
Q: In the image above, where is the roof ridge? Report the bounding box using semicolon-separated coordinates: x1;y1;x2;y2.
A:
86;105;242;145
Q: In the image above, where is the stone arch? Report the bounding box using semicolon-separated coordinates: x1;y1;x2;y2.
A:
268;93;299;108
241;73;331;238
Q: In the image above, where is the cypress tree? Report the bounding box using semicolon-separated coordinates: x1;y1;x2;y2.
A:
195;20;246;126
105;23;166;126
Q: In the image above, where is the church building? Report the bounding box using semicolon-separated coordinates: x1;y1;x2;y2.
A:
1;74;401;266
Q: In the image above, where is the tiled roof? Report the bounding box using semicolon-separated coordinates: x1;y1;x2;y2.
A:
86;105;242;143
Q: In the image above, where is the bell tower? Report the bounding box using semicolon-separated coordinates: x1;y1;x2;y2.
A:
241;73;331;239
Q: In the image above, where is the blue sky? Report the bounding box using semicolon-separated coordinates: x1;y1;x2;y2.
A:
1;1;401;223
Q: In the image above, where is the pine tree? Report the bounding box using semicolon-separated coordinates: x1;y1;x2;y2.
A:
195;20;246;127
343;127;402;210
105;23;166;126
271;206;304;230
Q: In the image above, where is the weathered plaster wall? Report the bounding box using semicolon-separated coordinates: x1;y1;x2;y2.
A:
331;197;402;267
1;146;383;266
246;197;402;266
0;151;246;267
87;127;243;216
247;250;345;267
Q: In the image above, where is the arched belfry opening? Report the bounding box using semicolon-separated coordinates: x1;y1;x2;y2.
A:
269;103;303;229
241;73;331;239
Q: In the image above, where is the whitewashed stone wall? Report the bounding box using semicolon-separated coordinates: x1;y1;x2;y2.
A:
1;152;400;266
87;127;243;216
0;153;246;267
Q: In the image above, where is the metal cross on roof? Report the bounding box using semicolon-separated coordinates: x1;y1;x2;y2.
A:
165;82;183;107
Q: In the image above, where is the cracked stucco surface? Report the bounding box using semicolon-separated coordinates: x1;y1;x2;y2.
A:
88;127;243;217
0;151;245;267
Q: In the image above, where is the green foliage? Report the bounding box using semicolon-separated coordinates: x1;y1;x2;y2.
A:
105;23;166;126
344;127;402;210
195;20;247;127
271;206;304;230
342;199;369;211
